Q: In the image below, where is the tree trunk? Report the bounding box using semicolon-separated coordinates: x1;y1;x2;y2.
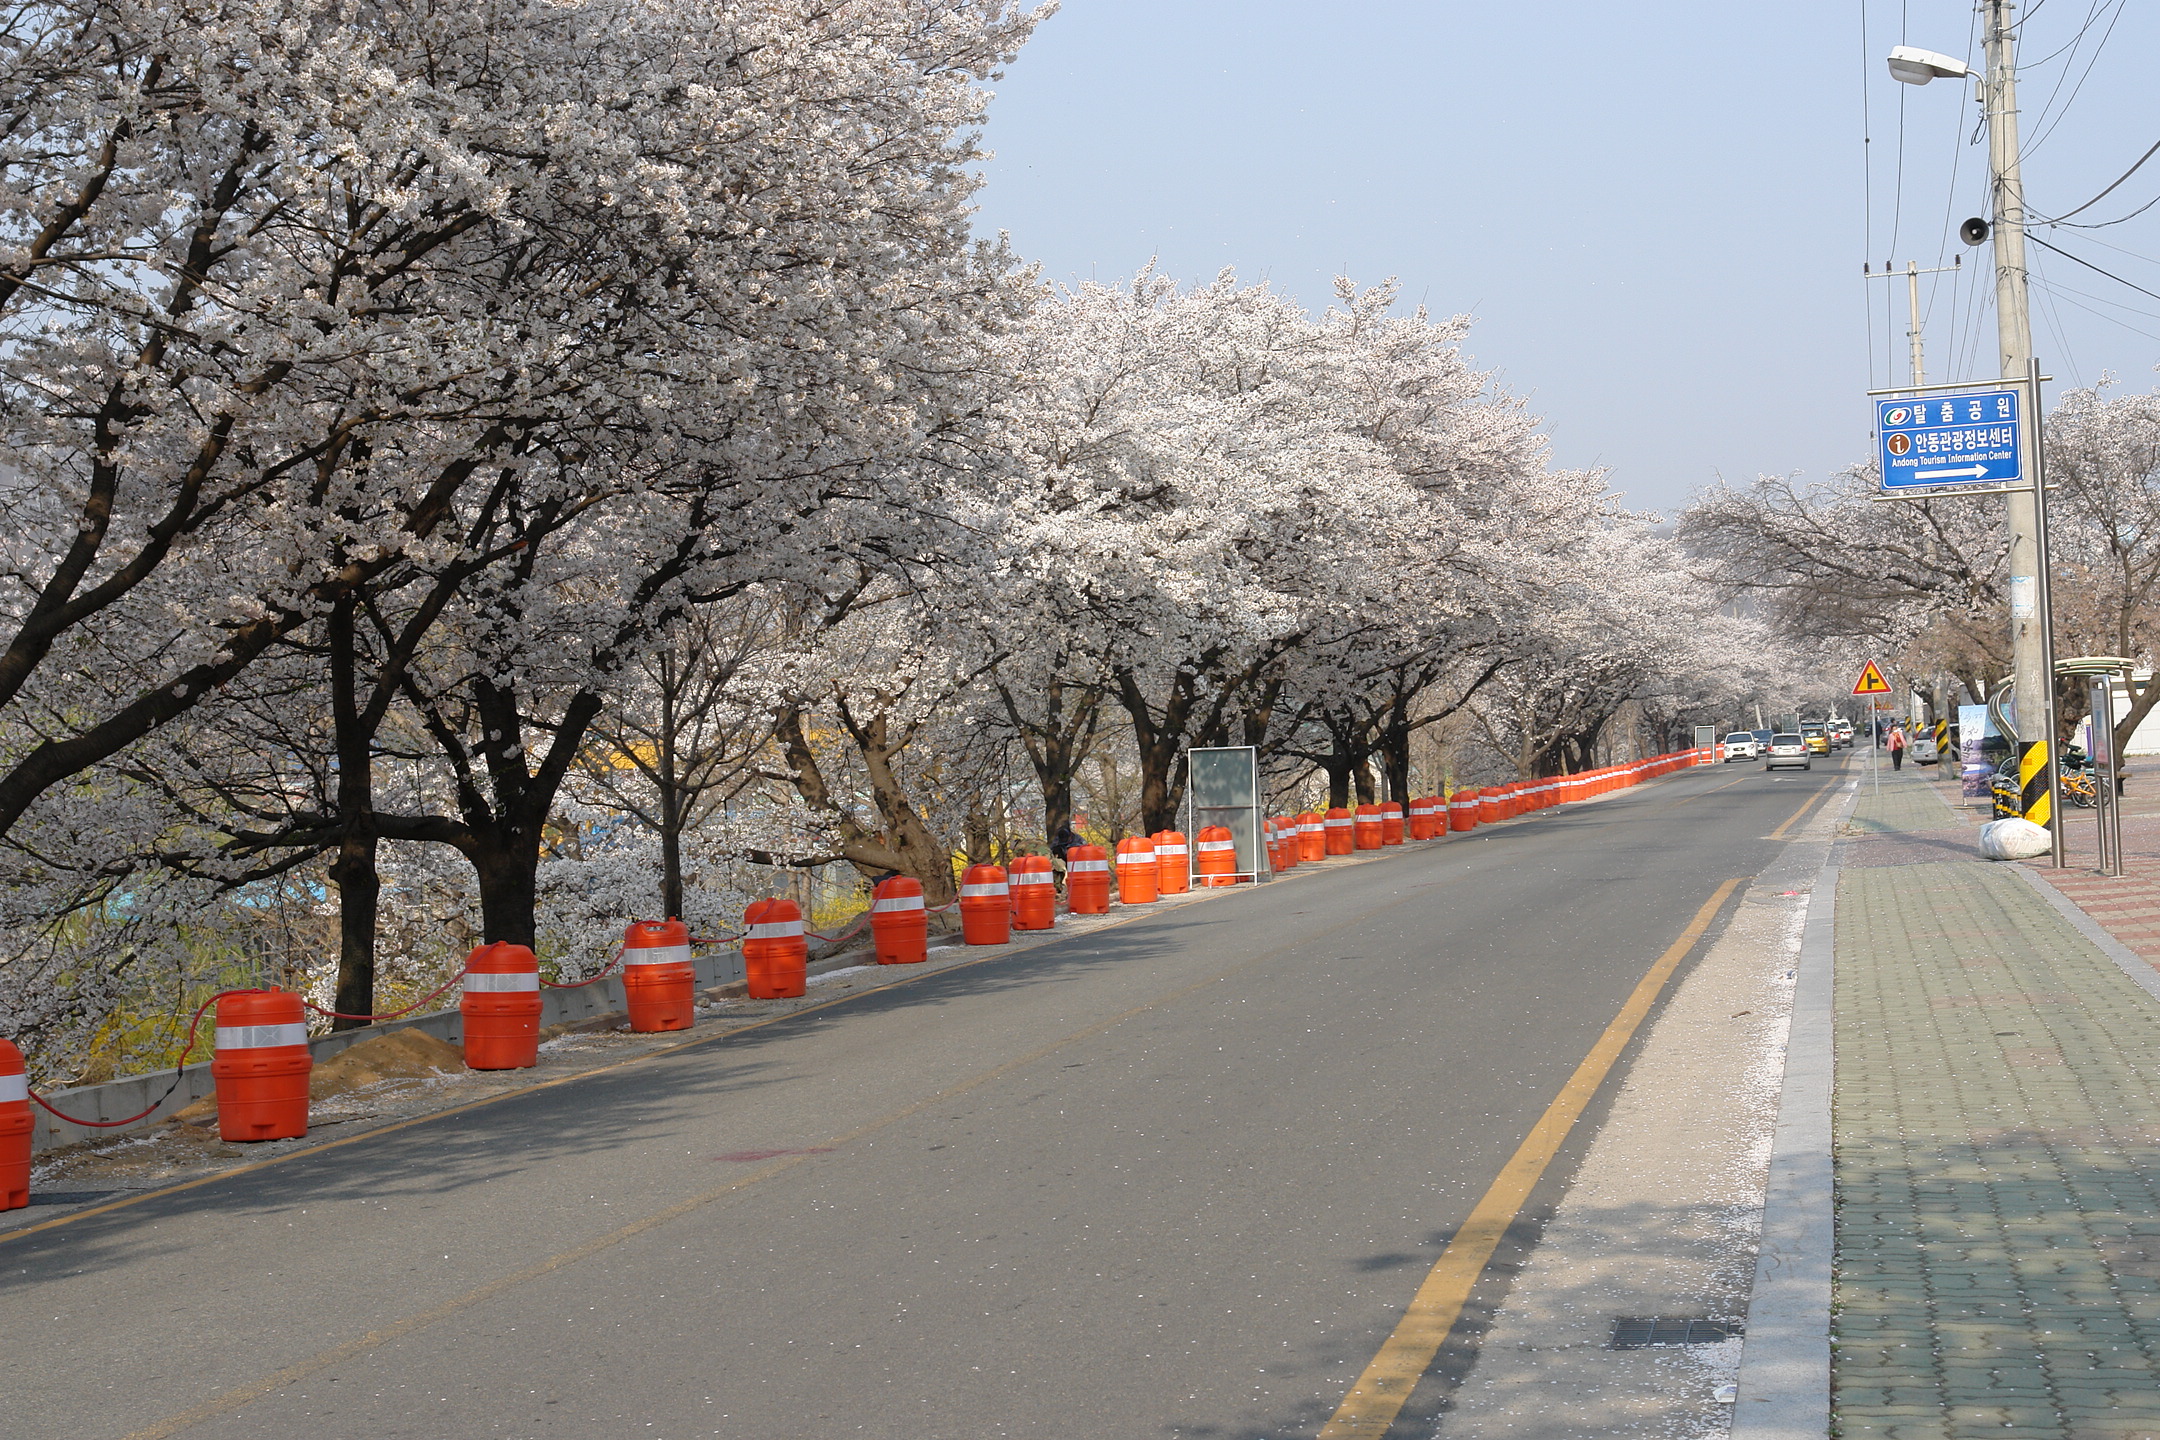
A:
776;704;958;903
998;676;1100;855
1321;749;1354;809
472;837;541;949
659;817;684;920
657;712;685;919
327;593;380;1029
1379;728;1411;802
1114;668;1198;834
327;835;380;1028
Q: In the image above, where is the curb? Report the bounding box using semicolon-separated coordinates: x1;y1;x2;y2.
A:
1730;779;1856;1440
2009;864;2160;1006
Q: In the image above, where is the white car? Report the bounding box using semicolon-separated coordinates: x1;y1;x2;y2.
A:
1722;732;1761;761
1764;733;1812;771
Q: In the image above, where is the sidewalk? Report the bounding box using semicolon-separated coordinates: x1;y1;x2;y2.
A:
1832;767;2160;1439
2022;776;2160;974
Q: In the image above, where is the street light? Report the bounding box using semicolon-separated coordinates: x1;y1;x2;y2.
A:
1885;46;1971;85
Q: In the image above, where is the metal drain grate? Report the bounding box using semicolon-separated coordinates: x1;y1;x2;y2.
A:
1609;1317;1744;1349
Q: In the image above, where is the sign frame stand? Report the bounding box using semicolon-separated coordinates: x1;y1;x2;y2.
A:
1184;745;1271;886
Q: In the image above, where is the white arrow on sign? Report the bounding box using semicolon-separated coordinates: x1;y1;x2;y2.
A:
1914;464;1990;480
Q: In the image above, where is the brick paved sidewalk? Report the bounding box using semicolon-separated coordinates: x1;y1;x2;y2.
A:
2024;783;2160;978
1832;769;2160;1440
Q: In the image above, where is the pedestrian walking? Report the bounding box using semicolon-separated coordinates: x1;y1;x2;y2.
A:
1889;724;1907;771
1049;818;1083;883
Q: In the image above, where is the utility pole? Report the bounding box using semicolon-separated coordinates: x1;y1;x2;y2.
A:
1866;258;1961;387
1981;0;2055;806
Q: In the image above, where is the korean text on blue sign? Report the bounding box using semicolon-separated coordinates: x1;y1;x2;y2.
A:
1876;388;2022;491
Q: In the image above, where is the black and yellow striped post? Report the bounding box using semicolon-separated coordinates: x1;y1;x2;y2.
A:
2017;739;2053;827
1933;717;1949;757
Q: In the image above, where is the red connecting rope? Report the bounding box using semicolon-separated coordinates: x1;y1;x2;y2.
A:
302;966;470;1021
28;989;237;1129
538;944;625;991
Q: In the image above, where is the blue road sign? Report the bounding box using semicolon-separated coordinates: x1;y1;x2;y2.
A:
1877;388;2021;491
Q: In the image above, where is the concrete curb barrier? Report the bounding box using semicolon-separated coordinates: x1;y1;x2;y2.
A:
30;945;749;1153
1730;779;1856;1440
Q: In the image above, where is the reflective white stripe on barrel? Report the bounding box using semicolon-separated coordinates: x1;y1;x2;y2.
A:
214;1022;309;1050
1197;840;1236;852
1325;817;1352;829
747;921;804;939
463;972;539;993
1010;872;1055;886
1117;852;1155;865
1068;859;1109;873
623;943;692;966
872;895;926;913
0;1073;27;1103
960;883;1009;897
1155;844;1188;858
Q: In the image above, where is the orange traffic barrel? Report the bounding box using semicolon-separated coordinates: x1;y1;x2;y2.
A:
1296;812;1323;861
461;943;542;1070
1195;826;1239;885
871;875;930;962
1274;817;1300;870
1379;802;1405;845
1067;845;1111;913
1352;803;1383;850
1324;807;1354;855
622;918;696;1032
1477;787;1503;824
0;1037;29;1210
960;864;1012;944
211;989;312;1140
1114;837;1158;904
1009;857;1057;930
1448;790;1477;831
1152;830;1190;894
1407;798;1434;839
743;898;808;998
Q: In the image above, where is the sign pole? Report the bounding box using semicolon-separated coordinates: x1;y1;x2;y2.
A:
2028;358;2065;868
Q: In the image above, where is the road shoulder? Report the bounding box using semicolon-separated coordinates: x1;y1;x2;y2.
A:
1435;777;1852;1439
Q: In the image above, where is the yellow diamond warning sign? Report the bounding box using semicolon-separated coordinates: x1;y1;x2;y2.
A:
1852;660;1892;696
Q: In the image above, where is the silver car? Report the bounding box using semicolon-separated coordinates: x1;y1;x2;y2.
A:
1722;732;1761;761
1764;733;1811;771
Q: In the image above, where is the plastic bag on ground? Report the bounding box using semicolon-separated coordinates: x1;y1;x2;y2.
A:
1979;817;2051;860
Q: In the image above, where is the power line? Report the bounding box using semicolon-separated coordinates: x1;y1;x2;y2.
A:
2031;135;2160;225
2028;275;2160;343
2027;0;2127;155
2026;232;2160;305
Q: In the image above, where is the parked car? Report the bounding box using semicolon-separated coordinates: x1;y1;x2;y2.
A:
1765;733;1812;771
1722;732;1762;761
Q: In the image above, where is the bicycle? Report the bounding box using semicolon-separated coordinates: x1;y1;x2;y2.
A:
2061;768;2099;808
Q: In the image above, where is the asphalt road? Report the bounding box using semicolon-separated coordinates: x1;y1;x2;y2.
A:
2;754;1850;1440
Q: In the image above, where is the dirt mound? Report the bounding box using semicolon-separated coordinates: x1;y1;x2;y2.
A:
167;1027;466;1123
308;1028;466;1100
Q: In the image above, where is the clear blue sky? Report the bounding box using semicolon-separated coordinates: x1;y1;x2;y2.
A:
969;0;2160;514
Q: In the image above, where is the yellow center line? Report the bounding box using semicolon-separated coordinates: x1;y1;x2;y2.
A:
1316;876;1745;1440
1766;779;1840;841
